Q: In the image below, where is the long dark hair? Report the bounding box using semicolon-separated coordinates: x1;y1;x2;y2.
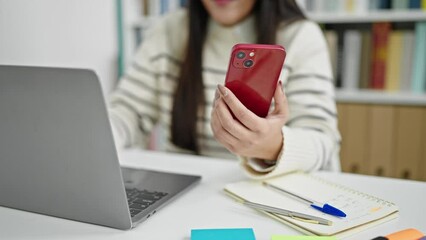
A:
171;0;305;154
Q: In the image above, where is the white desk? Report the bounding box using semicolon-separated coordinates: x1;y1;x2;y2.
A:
1;149;425;240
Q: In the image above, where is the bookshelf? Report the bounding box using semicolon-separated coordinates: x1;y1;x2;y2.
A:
298;0;426;181
312;11;426;107
299;0;426;95
116;0;187;77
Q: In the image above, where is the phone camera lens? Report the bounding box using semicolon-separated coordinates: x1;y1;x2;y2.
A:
236;52;246;59
243;59;254;68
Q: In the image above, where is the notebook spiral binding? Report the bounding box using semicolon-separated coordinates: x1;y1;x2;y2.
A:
307;174;396;207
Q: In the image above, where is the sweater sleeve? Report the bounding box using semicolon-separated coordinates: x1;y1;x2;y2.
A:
108;22;168;149
240;21;341;179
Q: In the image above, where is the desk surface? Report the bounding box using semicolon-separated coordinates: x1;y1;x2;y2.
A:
1;149;425;240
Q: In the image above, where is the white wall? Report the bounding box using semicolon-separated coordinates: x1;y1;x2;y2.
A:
0;0;118;94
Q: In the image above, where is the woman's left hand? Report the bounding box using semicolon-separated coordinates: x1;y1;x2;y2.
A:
211;82;289;161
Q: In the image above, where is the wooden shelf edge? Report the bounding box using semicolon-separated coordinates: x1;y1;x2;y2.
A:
306;10;426;23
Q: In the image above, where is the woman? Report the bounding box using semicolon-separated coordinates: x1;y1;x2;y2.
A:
109;0;341;178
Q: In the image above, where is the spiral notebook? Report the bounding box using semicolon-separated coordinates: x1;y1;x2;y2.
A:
224;172;399;238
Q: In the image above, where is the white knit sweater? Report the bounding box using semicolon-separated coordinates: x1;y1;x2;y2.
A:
108;9;341;178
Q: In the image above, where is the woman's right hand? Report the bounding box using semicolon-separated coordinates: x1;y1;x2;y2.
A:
210;82;289;161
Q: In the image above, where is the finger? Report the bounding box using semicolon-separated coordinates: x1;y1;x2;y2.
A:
271;80;288;116
211;109;239;149
215;97;251;140
213;89;220;107
217;84;262;131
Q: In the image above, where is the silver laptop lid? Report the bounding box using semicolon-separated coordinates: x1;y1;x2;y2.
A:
0;66;132;229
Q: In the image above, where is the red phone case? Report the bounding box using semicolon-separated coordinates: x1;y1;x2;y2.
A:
224;44;286;118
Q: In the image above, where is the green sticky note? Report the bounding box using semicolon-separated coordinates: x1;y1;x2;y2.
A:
271;236;336;240
191;228;256;240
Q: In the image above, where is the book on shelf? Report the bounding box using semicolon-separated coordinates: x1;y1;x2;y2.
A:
392;0;410;9
369;0;379;10
322;0;338;13
341;30;362;90
351;0;369;13
370;22;391;89
324;31;338;83
335;30;345;88
400;31;415;91
224;172;399;238
381;0;392;9
409;0;422;9
385;31;403;91
359;31;372;89
411;22;426;93
309;0;325;12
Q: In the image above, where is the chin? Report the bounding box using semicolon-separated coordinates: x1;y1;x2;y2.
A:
212;0;236;7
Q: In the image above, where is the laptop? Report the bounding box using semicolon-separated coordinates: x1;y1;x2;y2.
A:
0;65;201;230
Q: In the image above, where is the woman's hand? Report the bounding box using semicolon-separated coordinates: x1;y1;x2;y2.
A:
211;82;289;161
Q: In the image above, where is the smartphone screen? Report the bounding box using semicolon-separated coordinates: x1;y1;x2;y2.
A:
224;44;286;118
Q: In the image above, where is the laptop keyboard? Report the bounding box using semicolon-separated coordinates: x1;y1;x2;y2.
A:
125;188;169;217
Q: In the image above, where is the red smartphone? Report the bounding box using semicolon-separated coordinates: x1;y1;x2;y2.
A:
224;44;286;118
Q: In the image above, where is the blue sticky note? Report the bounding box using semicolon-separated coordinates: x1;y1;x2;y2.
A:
191;228;256;240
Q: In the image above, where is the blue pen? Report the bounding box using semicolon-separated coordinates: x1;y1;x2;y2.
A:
263;182;347;218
